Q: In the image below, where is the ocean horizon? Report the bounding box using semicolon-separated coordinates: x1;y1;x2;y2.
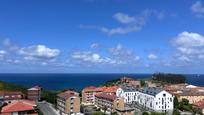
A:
0;73;203;91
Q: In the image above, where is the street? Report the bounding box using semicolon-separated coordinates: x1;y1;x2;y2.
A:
38;102;60;115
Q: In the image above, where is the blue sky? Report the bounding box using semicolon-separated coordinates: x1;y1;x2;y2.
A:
0;0;204;73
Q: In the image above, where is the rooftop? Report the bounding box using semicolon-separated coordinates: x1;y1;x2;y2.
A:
57;90;78;99
139;87;163;96
28;86;41;91
1;100;36;113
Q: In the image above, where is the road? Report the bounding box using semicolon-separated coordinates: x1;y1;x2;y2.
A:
38;102;59;115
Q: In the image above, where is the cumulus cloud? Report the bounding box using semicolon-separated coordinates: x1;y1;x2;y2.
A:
19;45;60;60
172;31;204;63
148;53;158;60
191;1;204;17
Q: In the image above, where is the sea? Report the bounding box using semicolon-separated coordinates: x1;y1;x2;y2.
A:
0;73;203;91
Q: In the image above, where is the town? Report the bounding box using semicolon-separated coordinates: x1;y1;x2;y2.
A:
0;74;204;115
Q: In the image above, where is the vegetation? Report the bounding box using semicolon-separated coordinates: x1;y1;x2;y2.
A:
151;112;166;115
101;78;121;86
0;81;27;93
92;111;105;115
142;111;150;115
0;80;59;104
152;73;186;84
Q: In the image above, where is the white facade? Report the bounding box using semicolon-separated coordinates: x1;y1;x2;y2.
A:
116;87;174;113
116;87;137;104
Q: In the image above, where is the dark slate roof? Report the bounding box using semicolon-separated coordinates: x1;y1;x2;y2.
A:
120;86;138;92
139;87;163;96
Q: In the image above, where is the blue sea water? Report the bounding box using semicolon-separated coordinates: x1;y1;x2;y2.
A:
0;73;203;91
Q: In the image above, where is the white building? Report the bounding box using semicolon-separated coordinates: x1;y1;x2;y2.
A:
116;87;174;113
116;86;137;104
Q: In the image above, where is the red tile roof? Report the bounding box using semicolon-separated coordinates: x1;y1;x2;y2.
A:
83;86;119;93
1;100;36;113
57;90;78;99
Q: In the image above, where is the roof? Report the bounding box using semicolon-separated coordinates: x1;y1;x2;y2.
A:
175;91;204;96
57;90;78;99
194;100;204;108
0;91;23;96
139;87;163;96
83;86;119;93
28;86;41;91
1;100;36;113
120;86;138;92
95;93;117;101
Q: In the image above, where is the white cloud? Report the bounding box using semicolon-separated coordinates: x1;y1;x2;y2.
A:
0;50;6;55
71;51;120;64
113;13;136;24
81;9;165;35
148;53;158;60
172;31;204;64
191;1;204;17
108;44;140;63
19;45;60;60
173;31;204;47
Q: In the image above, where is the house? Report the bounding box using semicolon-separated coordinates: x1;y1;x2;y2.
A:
27;86;42;101
116;86;138;104
95;93;124;114
57;90;80;115
0;91;24;103
1;100;37;115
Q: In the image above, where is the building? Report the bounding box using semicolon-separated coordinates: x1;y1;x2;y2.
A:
95;93;125;114
194;100;204;114
1;100;37;115
164;84;204;104
0;91;24;103
27;86;42;101
175;91;204;104
116;86;138;104
128;80;141;88
57;90;80;115
82;86;102;105
137;87;174;113
82;86;118;105
117;86;174;113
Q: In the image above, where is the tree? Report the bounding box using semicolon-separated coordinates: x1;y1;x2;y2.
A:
142;111;149;115
174;97;179;109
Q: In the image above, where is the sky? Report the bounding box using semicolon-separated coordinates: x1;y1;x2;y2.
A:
0;0;204;74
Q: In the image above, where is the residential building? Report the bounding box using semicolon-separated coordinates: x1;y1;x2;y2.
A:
128;80;141;88
0;91;24;103
116;86;138;104
1;100;37;115
194;99;204;114
57;90;80;115
27;86;42;101
137;87;174;113
164;84;204;104
117;86;174;113
82;86;102;105
82;86;118;105
95;93;125;114
175;91;204;104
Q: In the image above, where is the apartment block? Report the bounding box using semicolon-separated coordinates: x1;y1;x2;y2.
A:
95;93;125;113
27;86;42;101
0;91;24;103
57;90;80;115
